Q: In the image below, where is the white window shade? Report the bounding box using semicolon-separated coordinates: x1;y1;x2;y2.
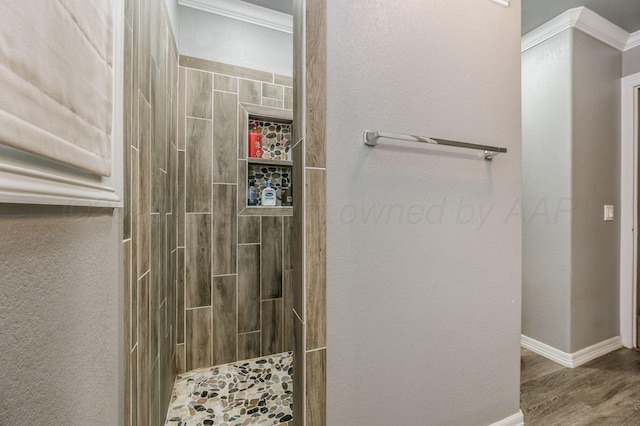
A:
0;0;113;177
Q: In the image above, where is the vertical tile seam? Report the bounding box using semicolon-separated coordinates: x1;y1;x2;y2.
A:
182;69;187;363
210;72;215;364
235;98;240;361
259;215;263;355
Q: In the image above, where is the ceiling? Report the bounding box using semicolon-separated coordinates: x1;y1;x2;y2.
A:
522;0;640;34
240;0;292;15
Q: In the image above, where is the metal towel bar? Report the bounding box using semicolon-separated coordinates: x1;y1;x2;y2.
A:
363;130;507;160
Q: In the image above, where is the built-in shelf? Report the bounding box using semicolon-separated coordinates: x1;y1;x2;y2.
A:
240;206;293;216
239;103;294;213
247;158;293;167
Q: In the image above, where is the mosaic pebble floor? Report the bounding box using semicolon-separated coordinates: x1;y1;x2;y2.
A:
165;352;293;426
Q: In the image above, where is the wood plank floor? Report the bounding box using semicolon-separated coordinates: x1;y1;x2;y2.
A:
521;347;640;425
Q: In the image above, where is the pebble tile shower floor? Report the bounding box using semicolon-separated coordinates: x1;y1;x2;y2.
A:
165;352;293;426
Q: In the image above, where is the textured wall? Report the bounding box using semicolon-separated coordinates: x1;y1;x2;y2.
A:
178;6;293;77
325;0;522;425
623;44;640;77
522;30;573;352
122;0;179;424
571;29;621;351
175;56;294;373
522;28;622;354
0;206;120;424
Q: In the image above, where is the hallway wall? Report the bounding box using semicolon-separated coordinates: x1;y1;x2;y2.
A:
571;29;621;351
0;206;120;424
522;30;573;352
623;44;640;77
522;28;622;354
325;0;522;424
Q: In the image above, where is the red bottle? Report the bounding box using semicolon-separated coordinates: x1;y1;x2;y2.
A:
249;123;263;158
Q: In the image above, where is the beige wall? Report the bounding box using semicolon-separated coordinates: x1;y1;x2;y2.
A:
0;206;120;424
175;55;294;372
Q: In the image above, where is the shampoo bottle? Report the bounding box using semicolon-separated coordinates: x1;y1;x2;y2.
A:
248;180;257;206
261;181;276;206
248;122;263;158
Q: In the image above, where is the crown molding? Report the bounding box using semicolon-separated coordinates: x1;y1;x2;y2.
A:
178;0;292;33
522;7;635;53
627;31;640;51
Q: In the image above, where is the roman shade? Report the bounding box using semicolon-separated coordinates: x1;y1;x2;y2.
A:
0;0;113;176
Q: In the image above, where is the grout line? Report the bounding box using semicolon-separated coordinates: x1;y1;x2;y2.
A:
213;182;239;186
238;243;260;246
210;81;215;365
214;89;239;96
259;215;263;356
185;305;212;311
182;68;187;356
235;99;243;361
213;273;237;278
305;166;326;171
293;308;303;324
185;115;213;122
306;346;326;354
185;212;212;215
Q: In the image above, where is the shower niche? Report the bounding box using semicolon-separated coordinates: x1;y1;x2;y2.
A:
239;104;293;215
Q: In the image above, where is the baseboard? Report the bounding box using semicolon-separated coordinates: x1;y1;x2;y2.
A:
488;410;524;426
521;335;623;368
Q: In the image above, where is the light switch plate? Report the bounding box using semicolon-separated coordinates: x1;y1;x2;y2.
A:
604;205;614;221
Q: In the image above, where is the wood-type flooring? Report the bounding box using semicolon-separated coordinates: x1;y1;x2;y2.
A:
521;347;640;425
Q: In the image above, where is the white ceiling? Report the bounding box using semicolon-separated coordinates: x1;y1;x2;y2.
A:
522;0;640;34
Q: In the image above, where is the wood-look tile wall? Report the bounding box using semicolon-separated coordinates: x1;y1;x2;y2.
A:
122;0;179;425
293;0;327;424
176;55;294;373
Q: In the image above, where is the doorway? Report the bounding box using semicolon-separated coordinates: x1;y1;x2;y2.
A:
621;74;640;349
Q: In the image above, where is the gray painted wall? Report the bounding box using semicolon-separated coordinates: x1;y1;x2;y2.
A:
178;6;292;76
522;29;622;353
522;30;573;352
326;0;522;424
0;206;121;424
571;29;621;351
623;44;640;77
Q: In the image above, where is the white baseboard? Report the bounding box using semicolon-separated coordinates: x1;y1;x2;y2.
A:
521;335;623;368
488;410;524;426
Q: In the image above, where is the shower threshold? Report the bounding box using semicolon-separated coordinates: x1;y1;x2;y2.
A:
165;351;293;425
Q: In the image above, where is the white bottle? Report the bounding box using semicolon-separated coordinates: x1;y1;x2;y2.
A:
261;181;276;206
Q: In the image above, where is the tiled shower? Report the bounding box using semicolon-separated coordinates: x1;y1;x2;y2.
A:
122;0;326;424
175;55;294;372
